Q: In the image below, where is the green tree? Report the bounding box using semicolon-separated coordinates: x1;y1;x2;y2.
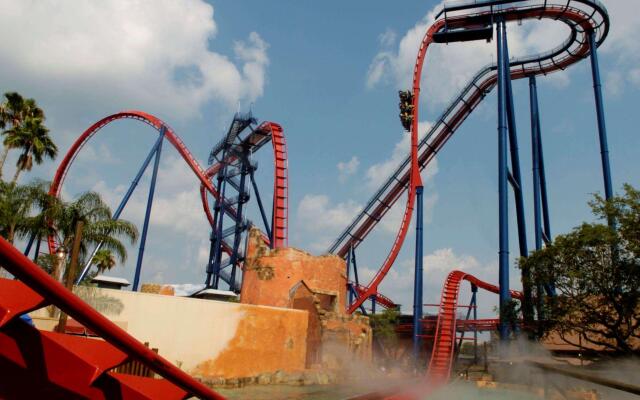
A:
54;191;138;282
370;307;402;363
91;249;117;273
4;117;57;184
519;184;640;355
0;92;45;181
0;180;48;243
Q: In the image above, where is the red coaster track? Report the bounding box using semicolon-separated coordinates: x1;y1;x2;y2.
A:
338;0;609;313
427;270;523;383
47;110;288;254
199;121;288;248
5;110;289;398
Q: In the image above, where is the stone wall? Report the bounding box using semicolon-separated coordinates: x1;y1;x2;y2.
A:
241;228;347;311
241;227;373;369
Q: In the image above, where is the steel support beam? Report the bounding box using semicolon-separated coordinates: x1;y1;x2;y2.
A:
472;285;478;363
529;76;556;298
502;23;533;326
132;127;166;291
413;185;424;365
496;19;511;340
352;246;360;287
457;289;477;350
530;76;543;252
503;22;528;259
32;236;41;263
205;231;216;287
530;75;547;319
588;30;613;201
228;164;249;290
211;159;230;289
23;234;36;257
77;132;165;284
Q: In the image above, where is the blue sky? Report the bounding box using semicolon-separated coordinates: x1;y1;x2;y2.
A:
0;0;638;318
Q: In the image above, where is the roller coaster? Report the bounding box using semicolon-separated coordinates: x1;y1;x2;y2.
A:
0;0;614;398
332;0;611;388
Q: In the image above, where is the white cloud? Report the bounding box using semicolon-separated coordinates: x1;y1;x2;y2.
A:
366;2;571;105
599;1;640;94
297;194;362;233
0;0;269;119
379;29;397;48
296;194;363;253
366;247;491;312
171;283;206;296
337;156;360;183
423;248;481;272
605;70;624;97
75;143;120;165
378;191;438;235
365;121;436;189
88;154;210;239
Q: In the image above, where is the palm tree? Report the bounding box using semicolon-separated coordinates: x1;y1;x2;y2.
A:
53;191;137;331
54;191;138;283
0;92;45;181
0;181;43;243
91;249;117;273
4;117;57;184
22;180;62;262
0;180;48;279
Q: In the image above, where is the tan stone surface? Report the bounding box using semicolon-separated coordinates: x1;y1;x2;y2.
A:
192;304;308;378
241;228;347;310
240;227;373;369
29;287;310;379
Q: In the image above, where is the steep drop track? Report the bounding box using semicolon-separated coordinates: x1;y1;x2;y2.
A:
199;121;288;248
333;0;609;313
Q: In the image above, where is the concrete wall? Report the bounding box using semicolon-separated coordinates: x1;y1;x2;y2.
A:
32;287;309;379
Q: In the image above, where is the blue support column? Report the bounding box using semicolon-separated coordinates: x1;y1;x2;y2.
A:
539;137;552;243
228;165;249;290
211;160;231;289
529;76;556;298
205;231;216;287
249;169;272;243
588;30;613;201
413;185;424;365
371;296;377;314
457;291;477;350
346;246;352;305
502;21;533;326
352;246;360;287
496;19;511;340
132;127;166;291
76;131;165;284
32;236;41;263
23;233;36;257
529;76;543;252
502;22;528;259
472;285;478;363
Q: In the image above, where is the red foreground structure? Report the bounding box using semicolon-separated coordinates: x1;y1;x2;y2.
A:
0;238;224;400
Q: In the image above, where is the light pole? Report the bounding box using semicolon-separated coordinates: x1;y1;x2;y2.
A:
48;245;67;318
